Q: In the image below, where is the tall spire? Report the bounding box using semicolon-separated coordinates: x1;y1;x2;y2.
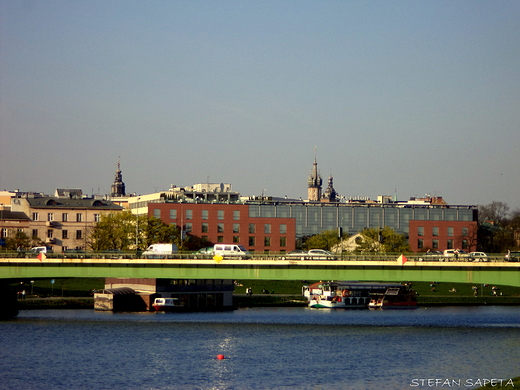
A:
111;157;126;197
307;149;322;201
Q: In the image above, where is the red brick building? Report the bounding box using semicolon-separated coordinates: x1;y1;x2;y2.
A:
149;203;296;253
408;220;478;253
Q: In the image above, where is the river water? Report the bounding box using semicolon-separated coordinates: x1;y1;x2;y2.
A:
1;306;520;390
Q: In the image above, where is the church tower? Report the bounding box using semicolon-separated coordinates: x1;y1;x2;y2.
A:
111;159;126;197
321;174;338;203
307;154;322;201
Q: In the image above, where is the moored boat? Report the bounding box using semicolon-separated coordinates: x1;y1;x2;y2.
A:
152;297;184;312
368;286;418;309
303;281;412;309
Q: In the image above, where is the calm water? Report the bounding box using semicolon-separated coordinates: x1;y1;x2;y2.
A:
1;306;520;390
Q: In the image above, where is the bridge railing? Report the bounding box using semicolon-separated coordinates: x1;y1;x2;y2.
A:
0;250;512;263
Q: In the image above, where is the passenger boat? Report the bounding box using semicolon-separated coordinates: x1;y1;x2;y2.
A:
152;297;184;312
368;286;418;309
303;281;411;309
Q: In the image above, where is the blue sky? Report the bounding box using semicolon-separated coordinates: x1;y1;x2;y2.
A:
1;1;519;210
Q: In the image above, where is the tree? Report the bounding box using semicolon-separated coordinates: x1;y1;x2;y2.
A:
88;211;137;251
88;211;181;251
358;227;411;253
140;217;180;249
5;230;34;250
303;229;344;251
479;202;510;225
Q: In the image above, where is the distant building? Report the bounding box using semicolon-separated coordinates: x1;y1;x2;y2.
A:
110;160;126;197
6;192;123;251
307;156;322;202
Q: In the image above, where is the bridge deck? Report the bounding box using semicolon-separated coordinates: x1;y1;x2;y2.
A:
1;257;520;287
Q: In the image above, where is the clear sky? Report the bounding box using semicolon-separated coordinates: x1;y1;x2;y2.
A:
1;1;519;210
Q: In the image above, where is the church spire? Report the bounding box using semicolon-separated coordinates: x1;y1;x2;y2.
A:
307;149;322;201
111;157;126;197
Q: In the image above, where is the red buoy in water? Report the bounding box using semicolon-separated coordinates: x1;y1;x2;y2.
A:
216;354;225;360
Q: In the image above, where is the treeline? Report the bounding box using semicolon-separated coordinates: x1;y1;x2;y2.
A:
478;201;520;253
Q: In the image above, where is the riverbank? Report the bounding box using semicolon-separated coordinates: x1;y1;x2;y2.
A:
14;293;520;310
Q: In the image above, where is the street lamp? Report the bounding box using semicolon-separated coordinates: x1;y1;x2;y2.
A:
30;280;34;295
135;197;140;249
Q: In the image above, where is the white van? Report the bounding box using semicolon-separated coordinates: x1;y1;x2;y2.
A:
142;243;178;259
213;244;251;259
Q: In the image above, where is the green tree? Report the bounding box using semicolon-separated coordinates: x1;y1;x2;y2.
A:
5;230;34;250
303;229;344;251
140;217;180;249
358;227;410;253
88;210;136;250
88;211;181;251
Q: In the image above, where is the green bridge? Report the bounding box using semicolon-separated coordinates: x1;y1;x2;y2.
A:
1;257;520;287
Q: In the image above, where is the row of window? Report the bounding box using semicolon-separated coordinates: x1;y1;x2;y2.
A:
417;239;469;250
32;212;101;223
417;226;469;237
202;235;287;247
155;209;241;221
0;228;83;240
181;222;287;234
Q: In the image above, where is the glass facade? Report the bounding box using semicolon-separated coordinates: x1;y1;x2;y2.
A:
248;203;476;241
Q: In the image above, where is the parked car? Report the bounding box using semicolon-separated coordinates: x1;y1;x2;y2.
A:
192;247;215;258
29;246;53;254
307;249;337;260
469;252;488;262
418;251;443;261
505;251;520;262
280;250;308;260
443;249;468;260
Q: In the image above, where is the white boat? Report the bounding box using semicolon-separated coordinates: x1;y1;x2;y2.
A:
152;297;184;312
303;281;417;309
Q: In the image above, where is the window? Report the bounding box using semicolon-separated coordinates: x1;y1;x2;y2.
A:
447;239;453;249
1;228;6;238
47;213;54;221
462;227;468;237
249;224;256;234
217;223;224;233
76;213;82;222
217;236;224;243
249;237;255;246
62;213;68;222
76;230;83;239
264;237;271;246
233;224;240;233
417;239;423;249
202;210;208;220
47;229;53;239
233;236;240;243
447;227;454;237
32;212;39;221
432;239;439;249
62;230;68;239
170;209;177;219
185;210;192;220
218;210;224;220
233;210;240;220
185;223;192;233
94;214;100;222
462;239;468;249
280;237;287;247
154;209;161;219
264;224;271;234
32;229;38;238
432;227;439;237
280;224;287;234
418;227;424;236
202;223;209;233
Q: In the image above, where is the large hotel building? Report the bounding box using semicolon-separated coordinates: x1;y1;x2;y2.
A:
129;158;478;254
